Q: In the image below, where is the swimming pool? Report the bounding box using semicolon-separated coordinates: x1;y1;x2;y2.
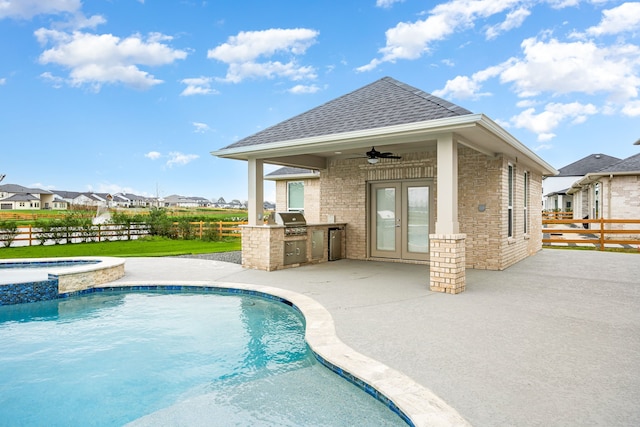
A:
0;289;408;426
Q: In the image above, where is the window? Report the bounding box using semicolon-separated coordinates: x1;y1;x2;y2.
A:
508;164;514;238
523;171;529;234
593;182;600;219
287;181;304;212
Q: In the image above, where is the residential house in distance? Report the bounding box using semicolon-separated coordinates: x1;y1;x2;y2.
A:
567;142;640;228
162;194;212;208
115;193;148;208
213;76;557;293
542;153;621;212
0;184;64;210
265;167;320;223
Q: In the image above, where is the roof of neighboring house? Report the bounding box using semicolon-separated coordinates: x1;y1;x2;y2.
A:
265;167;319;180
118;193;146;201
221;77;473;150
557;154;622;176
0;183;52;194
54;190;84;199
1;193;40;201
596;152;640;173
545;188;571;197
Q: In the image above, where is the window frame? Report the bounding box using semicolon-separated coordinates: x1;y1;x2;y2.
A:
507;164;514;238
523;171;529;235
287;180;304;212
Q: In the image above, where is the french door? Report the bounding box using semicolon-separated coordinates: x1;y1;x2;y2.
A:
370;180;432;261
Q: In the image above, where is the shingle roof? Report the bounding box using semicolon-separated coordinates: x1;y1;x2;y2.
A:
221;77;473;150
597;152;640;173
0;183;52;194
1;193;39;201
557;154;622;176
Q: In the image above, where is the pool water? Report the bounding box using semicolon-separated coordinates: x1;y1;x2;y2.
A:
0;291;407;426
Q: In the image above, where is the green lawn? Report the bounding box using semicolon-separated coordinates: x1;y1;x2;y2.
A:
0;237;241;259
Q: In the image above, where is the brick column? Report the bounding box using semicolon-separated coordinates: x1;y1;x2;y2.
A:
429;234;466;294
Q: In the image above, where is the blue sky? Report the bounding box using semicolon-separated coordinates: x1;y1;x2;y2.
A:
1;0;639;202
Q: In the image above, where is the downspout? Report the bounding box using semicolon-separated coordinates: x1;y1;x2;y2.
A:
607;174;613;222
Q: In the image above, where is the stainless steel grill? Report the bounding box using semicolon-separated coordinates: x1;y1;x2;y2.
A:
275;212;307;236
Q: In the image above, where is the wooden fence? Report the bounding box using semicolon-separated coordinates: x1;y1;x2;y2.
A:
0;221;246;248
542;211;574;220
542;217;640;249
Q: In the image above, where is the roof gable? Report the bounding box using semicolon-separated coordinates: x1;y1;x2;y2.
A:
557;154;621;176
222;77;473;149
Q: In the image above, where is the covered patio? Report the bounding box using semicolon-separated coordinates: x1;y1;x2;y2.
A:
212;77;557;293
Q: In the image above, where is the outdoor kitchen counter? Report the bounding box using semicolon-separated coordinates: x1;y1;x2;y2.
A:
240;223;346;271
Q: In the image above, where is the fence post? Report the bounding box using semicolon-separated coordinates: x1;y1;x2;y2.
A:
599;216;605;251
98;224;102;242
199;221;203;239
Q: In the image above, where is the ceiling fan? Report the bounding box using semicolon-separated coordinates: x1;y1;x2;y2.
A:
364;147;401;164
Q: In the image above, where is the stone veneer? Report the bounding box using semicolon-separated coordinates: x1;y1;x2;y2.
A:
55;260;125;294
0;258;126;305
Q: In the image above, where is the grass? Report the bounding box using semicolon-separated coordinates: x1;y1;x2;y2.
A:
543;245;640;254
0;237;241;259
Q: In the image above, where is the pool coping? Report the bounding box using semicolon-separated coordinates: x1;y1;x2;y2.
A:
92;280;470;427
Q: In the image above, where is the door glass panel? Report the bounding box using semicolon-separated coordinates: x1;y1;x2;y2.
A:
376;187;396;251
407;186;429;253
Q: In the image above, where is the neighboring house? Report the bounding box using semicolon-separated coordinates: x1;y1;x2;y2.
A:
567;149;640;229
116;193;148;208
265;167;320;222
212;76;557;293
542;153;621;211
162;194;212;208
0;184;54;209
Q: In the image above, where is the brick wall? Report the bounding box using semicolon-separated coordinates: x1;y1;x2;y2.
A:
320;151;437;260
605;175;640;220
275;178;321;223
270;147;544;271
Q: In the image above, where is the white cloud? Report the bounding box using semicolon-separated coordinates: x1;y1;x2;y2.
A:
192;122;211;133
166;152;199;167
180;77;218;96
145;151;161;160
533;143;553;151
509;102;598;140
433;75;483;99
96;182;138;195
0;77;5;85
500;37;640;102
586;2;640;36
207;28;319;83
39;71;64;88
288;84;320;94
36;28;188;91
622;100;640;116
433;63;504;99
0;0;81;20
437;34;640;104
358;0;523;71
376;0;404;8
485;7;530;40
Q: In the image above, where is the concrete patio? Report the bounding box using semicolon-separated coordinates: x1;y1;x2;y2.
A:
113;249;640;426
